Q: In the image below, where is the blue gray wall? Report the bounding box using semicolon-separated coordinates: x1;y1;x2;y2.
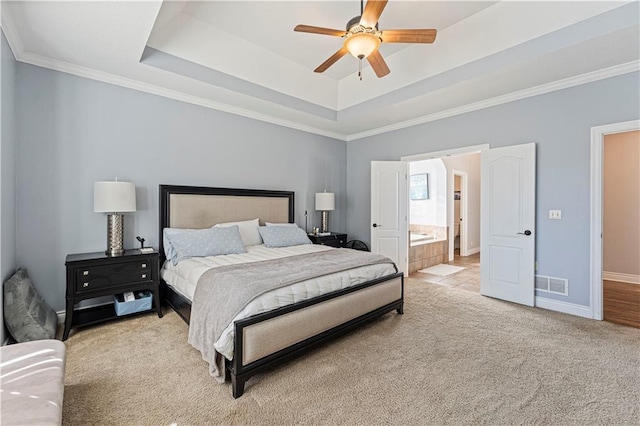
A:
16;63;346;312
1;32;17;343
11;54;640;313
346;72;640;308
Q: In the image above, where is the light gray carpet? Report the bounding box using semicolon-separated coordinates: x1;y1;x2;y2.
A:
62;279;640;425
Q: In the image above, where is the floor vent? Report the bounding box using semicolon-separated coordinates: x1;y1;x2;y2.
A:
535;275;568;296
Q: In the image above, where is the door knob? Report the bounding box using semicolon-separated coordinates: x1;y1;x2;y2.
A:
372;223;380;228
517;230;532;236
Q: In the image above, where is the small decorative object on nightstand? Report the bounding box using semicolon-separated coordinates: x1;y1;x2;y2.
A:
308;232;347;248
63;249;162;340
136;236;154;254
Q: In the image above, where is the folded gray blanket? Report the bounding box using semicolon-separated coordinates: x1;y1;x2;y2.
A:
187;248;396;379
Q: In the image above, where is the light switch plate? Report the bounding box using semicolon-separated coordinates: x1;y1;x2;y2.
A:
549;210;562;220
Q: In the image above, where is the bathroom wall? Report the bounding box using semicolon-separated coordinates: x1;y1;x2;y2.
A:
409;158;447;241
454;175;461;225
443;153;481;254
453;175;461;249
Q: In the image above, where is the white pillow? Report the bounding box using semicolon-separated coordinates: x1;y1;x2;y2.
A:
214;218;262;246
265;222;298;227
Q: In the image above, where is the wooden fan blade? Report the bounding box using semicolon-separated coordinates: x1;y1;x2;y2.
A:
366;50;390;78
381;29;437;44
360;0;388;28
294;25;346;37
314;47;349;73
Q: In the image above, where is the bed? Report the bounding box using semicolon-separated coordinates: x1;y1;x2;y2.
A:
159;184;404;398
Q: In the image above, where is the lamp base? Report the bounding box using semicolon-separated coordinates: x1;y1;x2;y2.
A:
106;213;125;256
320;211;329;233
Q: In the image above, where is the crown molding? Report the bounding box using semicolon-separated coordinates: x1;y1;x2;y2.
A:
16;51;348;142
9;40;638;144
346;60;640;141
1;4;25;60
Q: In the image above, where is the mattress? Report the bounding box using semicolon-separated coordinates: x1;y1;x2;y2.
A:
161;244;397;359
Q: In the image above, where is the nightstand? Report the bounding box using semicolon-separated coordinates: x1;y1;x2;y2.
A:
308;232;348;248
63;250;162;340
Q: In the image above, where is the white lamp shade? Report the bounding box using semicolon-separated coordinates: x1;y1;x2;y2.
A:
94;181;136;213
315;192;335;211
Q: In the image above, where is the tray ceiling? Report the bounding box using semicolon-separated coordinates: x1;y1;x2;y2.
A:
3;1;639;140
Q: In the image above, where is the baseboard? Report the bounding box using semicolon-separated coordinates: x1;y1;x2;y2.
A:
463;247;480;256
603;271;640;285
535;296;594;319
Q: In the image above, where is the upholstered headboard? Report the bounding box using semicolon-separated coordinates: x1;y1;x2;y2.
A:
158;185;294;262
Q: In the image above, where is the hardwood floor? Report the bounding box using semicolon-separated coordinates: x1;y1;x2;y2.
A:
410;251;480;294
603;280;640;329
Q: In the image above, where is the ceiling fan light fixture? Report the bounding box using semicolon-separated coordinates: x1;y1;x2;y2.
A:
343;32;380;59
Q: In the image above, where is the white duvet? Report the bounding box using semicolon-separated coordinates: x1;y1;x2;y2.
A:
161;244;396;360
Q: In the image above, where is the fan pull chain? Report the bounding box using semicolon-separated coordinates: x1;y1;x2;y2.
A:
358;58;362;81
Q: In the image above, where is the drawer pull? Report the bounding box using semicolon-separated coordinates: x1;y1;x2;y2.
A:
83;282;89;288
141;274;147;279
83;270;90;276
141;263;147;268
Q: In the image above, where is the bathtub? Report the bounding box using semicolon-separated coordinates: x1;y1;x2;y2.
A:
410;233;435;245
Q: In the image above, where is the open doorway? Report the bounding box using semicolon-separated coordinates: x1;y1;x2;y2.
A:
590;120;640;323
373;142;535;306
602;129;639;328
403;146;483;293
453;173;464;256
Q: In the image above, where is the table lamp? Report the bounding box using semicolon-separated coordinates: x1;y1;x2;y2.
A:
94;181;136;256
315;191;335;233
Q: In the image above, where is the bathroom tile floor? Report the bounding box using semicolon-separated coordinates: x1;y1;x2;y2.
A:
410;251;481;294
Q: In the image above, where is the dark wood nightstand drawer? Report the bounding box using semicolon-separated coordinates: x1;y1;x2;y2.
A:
76;259;152;292
318;238;345;248
64;250;162;340
308;232;348;248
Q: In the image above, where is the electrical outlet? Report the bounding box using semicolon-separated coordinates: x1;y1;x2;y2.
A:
549;210;562;220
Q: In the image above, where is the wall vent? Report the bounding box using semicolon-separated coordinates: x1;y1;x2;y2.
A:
535;275;549;291
535;275;568;296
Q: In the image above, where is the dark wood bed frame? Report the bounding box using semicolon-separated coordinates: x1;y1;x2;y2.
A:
159;184;404;398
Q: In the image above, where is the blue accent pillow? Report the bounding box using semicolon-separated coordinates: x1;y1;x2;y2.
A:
258;226;312;248
166;225;246;265
163;227;194;262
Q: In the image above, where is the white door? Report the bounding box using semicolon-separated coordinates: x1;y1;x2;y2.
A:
371;161;408;275
480;143;536;306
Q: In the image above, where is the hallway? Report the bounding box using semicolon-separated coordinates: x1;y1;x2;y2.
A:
410;252;480;293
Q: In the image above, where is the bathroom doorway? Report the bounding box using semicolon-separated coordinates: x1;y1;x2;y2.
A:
450;170;468;261
405;147;483;293
407;158;449;274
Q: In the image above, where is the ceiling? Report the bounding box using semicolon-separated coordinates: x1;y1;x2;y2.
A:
2;1;639;140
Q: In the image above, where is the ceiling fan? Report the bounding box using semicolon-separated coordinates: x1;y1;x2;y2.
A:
294;0;437;78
